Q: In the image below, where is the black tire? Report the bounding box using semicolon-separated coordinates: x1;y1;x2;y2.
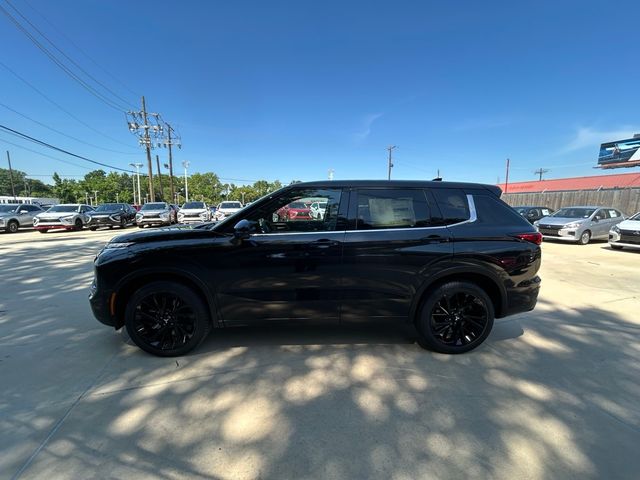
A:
38;229;48;234
124;281;211;357
579;230;591;245
89;227;97;231
6;220;19;233
610;244;623;250
74;218;83;231
416;281;494;354
120;218;127;229
138;224;145;228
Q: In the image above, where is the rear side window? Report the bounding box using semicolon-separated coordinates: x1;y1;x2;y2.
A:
431;188;470;225
356;189;431;230
474;195;531;226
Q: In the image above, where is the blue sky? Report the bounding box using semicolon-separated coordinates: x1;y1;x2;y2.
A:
1;0;639;186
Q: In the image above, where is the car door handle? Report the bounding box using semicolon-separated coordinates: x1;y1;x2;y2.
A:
421;235;450;244
309;239;340;249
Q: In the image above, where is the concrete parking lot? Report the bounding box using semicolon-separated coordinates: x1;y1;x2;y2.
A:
1;228;639;479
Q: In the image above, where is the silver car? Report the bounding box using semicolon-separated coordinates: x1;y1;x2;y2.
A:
0;204;44;233
609;212;640;250
535;206;625;245
178;201;211;224
136;202;177;228
33;204;94;233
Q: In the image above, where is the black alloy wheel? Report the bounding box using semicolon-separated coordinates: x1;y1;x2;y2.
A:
416;281;494;354
7;220;19;233
125;281;211;356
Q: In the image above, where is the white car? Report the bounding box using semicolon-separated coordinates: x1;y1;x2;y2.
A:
178;201;211;224
33;204;94;233
609;212;640;250
213;201;243;221
309;201;327;220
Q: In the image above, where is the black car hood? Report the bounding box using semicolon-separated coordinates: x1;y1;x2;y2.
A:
110;225;225;244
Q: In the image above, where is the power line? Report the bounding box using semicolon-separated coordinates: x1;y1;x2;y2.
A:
0;124;134;172
21;0;139;98
0;1;131;111
4;0;136;110
0;60;137;150
0;102;137;155
0;133;93;170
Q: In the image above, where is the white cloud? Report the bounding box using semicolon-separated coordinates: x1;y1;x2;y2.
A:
353;113;383;142
562;126;639;152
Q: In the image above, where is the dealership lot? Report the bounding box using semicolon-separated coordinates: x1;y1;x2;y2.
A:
1;229;639;479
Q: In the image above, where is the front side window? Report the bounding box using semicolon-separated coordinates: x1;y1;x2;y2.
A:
243;188;342;233
356;189;431;230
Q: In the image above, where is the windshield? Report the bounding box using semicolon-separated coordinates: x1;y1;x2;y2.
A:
183;202;205;209
95;204;122;212
141;203;167;210
552;208;595;219
47;205;79;213
220;202;241;209
630;212;640;221
0;205;18;213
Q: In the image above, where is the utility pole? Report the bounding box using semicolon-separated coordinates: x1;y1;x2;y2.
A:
505;158;510;193
130;163;143;205
116;192;119;202
6;151;16;199
141;97;155;201
155;155;165;201
93;190;99;206
130;170;136;205
534;168;549;181
328;168;334;181
163;124;180;202
182;160;190;202
85;192;89;204
387;145;397;180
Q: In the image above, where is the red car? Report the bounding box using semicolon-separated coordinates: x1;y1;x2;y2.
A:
275;201;312;221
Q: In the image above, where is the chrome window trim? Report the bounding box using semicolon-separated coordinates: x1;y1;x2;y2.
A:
249;194;477;236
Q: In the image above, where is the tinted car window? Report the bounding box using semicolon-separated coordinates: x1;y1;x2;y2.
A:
431;188;470;225
474;195;531;226
244;188;342;233
356;189;431;230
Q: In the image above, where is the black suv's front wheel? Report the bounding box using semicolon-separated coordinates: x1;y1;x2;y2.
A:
124;281;211;356
416;281;494;354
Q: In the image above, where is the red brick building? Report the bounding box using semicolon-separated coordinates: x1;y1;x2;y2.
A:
498;172;640;194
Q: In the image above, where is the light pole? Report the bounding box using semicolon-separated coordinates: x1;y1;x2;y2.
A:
387;145;397;180
130;163;143;205
182;160;190;203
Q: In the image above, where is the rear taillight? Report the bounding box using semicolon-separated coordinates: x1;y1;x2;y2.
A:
513;232;543;245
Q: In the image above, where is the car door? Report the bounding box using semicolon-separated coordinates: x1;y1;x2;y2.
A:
340;187;453;324
211;187;347;324
17;205;33;226
592;209;609;238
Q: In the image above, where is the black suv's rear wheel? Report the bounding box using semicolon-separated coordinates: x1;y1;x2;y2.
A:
124;281;211;357
416;281;494;354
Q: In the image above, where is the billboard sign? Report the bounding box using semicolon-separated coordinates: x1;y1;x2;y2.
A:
597;136;640;168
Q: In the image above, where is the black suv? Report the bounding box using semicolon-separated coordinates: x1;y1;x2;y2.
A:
87;203;138;230
90;180;542;356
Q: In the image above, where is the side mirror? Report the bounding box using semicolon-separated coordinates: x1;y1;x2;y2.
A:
233;219;256;241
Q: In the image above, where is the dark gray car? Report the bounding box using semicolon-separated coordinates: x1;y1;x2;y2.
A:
0;204;44;233
535;206;625;244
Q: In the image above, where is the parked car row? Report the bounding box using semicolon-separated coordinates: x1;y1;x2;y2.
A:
0;200;245;233
514;204;640;250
